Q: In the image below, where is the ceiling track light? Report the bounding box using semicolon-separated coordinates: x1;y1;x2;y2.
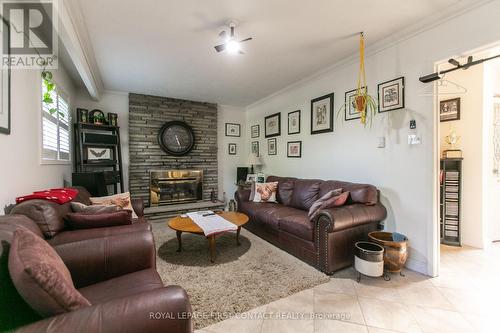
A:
419;53;500;83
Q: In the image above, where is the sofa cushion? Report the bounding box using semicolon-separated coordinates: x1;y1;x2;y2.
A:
266;176;296;205
319;180;377;205
65;210;133;229
10;200;71;238
8;227;91;317
289;179;322;210
278;210;313;241
78;269;163;304
254;206;306;231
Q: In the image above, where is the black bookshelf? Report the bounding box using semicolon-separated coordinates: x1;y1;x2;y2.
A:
73;122;124;194
440;158;462;246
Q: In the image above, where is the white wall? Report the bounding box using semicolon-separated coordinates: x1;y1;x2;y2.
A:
74;91;129;190
217;105;247;202
245;0;500;275
0;66;76;212
438;64;485;248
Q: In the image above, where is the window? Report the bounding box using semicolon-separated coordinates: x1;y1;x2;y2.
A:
41;80;70;162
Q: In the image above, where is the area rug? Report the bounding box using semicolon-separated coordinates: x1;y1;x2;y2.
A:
152;221;329;329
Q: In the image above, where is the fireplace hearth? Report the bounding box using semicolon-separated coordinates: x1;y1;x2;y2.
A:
150;169;203;206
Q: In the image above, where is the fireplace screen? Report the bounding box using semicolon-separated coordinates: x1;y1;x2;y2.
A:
150;170;202;206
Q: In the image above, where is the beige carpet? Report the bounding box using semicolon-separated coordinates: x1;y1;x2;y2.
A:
152;221;329;329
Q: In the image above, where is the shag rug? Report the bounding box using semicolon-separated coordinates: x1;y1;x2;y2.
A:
152;221;329;329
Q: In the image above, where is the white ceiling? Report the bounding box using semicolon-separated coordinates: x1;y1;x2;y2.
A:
77;0;479;106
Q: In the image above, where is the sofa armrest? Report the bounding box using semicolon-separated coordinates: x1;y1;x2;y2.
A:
53;230;156;288
16;286;193;333
316;203;387;233
131;198;145;217
235;189;251;204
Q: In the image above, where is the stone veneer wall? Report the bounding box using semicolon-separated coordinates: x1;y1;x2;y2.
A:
128;93;218;206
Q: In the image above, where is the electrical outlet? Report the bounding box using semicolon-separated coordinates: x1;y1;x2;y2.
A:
377;137;385;148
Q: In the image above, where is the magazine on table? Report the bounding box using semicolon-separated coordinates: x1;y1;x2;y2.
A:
186;211;237;236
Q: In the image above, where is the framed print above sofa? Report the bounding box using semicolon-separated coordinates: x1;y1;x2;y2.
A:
265;112;281;138
287;141;302;158
288;110;301;134
311;93;334;134
378;77;405;113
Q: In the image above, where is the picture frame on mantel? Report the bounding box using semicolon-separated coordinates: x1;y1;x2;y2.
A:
0;19;11;135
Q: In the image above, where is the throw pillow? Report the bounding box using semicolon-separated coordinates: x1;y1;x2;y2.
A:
309;191;350;220
253;182;278;203
66;210;133;229
308;189;343;219
8;227;91;317
90;192;137;218
70;201;120;214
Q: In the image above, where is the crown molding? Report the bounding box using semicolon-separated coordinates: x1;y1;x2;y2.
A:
246;0;494;110
56;0;104;100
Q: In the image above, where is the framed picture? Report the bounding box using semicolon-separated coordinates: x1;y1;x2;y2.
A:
251;124;260;138
287;141;302;158
86;147;112;161
225;123;241;137
268;138;277;155
265;112;281;138
344;87;367;121
440;98;460;122
288;110;301;134
251;141;260;156
107;112;118;126
311;93;334;134
256;173;265;183
378;77;405;113
228;143;237;155
246;174;256;182
0;18;11;135
77;108;89;123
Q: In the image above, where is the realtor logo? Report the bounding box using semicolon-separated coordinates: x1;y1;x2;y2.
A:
1;0;58;69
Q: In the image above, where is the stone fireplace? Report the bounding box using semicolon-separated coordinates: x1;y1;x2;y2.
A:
150;169;202;206
128;93;218;207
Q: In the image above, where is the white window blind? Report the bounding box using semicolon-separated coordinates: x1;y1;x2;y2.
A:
42;81;70;162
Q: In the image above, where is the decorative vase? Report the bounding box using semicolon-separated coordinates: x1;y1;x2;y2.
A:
368;231;408;273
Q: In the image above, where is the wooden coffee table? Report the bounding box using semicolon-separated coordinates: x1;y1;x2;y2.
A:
168;211;249;263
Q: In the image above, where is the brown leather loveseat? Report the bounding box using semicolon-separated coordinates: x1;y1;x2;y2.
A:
236;176;387;274
0;188;193;333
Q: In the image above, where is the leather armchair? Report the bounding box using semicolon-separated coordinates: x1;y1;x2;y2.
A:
16;287;192;333
0;214;193;333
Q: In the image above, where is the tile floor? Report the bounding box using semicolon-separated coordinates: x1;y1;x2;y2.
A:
197;244;500;333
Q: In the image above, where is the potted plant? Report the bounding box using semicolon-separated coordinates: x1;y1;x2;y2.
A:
338;32;378;126
92;113;106;125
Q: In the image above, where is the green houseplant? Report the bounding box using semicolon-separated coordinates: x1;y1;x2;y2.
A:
338;32;377;126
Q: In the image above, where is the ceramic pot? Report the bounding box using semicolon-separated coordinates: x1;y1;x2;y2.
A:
368;231;408;273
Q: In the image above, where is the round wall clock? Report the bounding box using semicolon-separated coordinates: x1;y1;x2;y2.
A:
158;121;195;156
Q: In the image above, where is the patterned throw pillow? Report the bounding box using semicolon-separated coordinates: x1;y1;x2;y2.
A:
253;182;279;203
70;201;120;214
308;189;343;219
90;192;137;218
309;191;349;220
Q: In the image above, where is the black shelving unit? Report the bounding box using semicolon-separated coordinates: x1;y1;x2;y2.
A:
440;158;462;246
73;122;124;194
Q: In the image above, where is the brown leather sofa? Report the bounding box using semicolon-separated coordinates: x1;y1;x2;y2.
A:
236;176;387;274
9;187;149;246
0;188;193;333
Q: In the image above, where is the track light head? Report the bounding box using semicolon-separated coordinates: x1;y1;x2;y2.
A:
448;58;460;67
419;72;442;83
